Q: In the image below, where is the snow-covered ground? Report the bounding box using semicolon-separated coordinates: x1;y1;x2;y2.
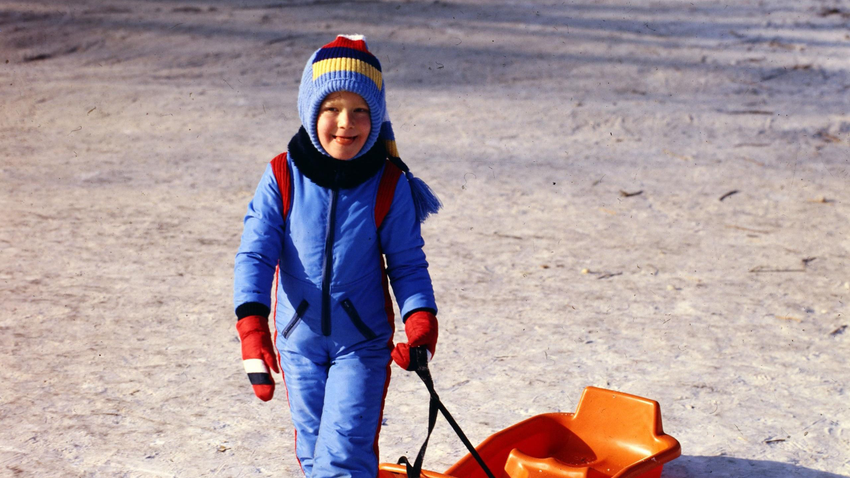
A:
1;1;848;476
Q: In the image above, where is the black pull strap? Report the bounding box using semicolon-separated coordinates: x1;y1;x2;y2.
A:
398;393;438;478
398;347;497;478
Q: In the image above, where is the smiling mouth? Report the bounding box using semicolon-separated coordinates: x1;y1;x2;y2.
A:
333;135;357;146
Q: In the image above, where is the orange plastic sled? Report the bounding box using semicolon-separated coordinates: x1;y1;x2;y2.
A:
378;386;681;478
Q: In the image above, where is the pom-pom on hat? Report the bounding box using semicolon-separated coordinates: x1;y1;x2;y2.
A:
297;34;440;221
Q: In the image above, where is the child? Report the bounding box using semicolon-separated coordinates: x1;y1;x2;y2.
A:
233;35;440;478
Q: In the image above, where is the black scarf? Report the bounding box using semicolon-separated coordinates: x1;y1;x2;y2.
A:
288;126;386;189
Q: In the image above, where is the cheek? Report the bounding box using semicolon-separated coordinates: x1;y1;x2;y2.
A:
358;117;372;136
316;115;333;136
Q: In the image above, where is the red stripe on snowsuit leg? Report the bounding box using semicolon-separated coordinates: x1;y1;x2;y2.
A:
379;255;396;330
372;255;395;467
380;258;395;338
373;356;392;470
271;268;304;476
273;272;305;476
282;372;304;476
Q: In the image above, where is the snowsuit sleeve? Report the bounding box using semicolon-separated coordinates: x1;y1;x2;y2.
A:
233;164;285;317
378;173;438;320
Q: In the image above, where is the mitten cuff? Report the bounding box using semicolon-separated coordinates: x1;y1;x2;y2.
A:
236;302;270;321
236;315;271;337
402;307;436;322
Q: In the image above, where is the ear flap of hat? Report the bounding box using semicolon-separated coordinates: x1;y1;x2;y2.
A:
383;113;442;223
380;107;400;159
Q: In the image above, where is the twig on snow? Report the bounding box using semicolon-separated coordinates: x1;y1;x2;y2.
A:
597;272;623;280
749;266;805;273
719;190;739;201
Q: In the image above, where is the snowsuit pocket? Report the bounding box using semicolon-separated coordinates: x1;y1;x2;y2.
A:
282;299;309;339
341;299;377;340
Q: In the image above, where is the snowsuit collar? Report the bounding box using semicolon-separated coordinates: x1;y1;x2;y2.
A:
288;126;386;189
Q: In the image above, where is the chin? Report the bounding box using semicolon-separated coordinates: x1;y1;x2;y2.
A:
329;150;356;160
326;144;364;160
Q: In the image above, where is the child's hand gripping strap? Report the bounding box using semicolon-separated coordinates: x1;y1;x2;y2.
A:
391;311;438;371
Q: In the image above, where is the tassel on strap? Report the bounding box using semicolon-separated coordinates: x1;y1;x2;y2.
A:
389;157;442;223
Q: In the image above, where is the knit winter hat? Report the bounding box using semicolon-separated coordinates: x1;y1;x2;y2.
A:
298;34;399;160
297;34;440;221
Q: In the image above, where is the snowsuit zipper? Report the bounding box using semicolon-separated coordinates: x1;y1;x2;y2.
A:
341;299;378;340
321;187;340;336
282;299;310;339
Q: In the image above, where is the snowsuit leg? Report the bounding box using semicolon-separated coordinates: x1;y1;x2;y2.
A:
280;348;328;476
310;341;391;478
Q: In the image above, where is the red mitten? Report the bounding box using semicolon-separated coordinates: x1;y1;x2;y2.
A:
392;311;438;371
236;315;280;401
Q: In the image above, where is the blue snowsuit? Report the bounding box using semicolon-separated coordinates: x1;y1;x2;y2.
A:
234;149;437;477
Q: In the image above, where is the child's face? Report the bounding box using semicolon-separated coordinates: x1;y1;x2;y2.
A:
316;91;371;160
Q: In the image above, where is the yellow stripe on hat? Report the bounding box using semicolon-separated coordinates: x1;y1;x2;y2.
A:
312;57;383;90
384;139;399;158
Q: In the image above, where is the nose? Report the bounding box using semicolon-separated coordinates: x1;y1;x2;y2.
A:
338;109;353;128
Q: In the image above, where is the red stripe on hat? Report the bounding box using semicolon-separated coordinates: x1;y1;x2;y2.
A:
322;35;369;53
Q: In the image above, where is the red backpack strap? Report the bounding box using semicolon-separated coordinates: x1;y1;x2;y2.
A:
269;153;290;324
270;152;292;220
375;160;403;229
